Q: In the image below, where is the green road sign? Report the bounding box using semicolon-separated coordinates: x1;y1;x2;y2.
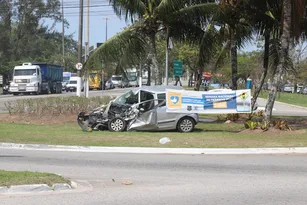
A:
173;60;183;76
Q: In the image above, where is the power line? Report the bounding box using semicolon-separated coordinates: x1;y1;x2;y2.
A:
0;3;112;12
62;4;111;9
64;10;114;14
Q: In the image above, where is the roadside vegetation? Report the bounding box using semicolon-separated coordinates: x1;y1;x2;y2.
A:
0;170;70;187
4;96;113;115
259;91;307;108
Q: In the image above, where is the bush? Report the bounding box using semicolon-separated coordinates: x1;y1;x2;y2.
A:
243;119;292;131
244;121;259;130
4;96;114;116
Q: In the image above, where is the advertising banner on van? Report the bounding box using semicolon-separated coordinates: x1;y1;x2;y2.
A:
166;89;252;114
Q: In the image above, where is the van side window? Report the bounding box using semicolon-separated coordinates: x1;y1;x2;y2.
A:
157;93;166;107
140;91;155;112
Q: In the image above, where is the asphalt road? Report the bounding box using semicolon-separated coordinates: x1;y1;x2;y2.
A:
0;88;307;116
1;149;307;205
257;98;307;116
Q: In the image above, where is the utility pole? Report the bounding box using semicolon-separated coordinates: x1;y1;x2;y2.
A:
102;17;111;41
77;0;84;97
106;17;108;41
139;62;142;88
165;26;170;85
84;0;90;98
61;0;65;72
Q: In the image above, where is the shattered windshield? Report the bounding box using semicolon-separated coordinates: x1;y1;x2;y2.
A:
114;90;138;105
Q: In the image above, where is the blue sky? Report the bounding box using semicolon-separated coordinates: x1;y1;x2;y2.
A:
50;0;258;51
48;0;127;48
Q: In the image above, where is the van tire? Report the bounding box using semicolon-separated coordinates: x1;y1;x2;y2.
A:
177;117;195;133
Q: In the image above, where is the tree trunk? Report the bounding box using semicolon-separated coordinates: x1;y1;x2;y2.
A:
147;66;151;86
230;30;238;90
195;68;203;91
149;32;161;85
264;0;292;121
293;78;297;93
188;72;193;87
146;59;151;86
252;32;270;108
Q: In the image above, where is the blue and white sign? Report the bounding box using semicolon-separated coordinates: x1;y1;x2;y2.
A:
166;89;252;114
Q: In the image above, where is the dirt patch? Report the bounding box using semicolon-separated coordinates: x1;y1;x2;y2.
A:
0;113;76;124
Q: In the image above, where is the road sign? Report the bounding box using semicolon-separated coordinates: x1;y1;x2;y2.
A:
173;60;183;76
75;63;83;70
0;75;3;85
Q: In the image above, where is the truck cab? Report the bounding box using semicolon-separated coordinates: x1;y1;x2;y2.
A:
9;62;63;95
9;63;42;95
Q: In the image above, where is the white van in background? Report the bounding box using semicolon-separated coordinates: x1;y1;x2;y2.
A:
65;76;84;92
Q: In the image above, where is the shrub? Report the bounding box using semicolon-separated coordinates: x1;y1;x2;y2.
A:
273;120;292;131
4;96;114;116
244;121;259;130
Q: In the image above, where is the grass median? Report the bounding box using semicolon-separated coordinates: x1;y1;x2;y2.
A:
0;122;306;148
259;91;307;107
0;170;70;187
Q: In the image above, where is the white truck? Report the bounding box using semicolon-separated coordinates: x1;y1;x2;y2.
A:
9;62;63;95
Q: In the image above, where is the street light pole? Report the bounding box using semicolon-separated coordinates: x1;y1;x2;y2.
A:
77;0;84;97
102;17;111;41
61;0;65;72
84;0;90;98
106;18;108;41
77;0;83;70
165;26;170;85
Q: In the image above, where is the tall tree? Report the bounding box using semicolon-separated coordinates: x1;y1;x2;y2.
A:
0;0;77;81
10;0;61;61
248;0;282;109
0;0;12;80
85;0;218;85
264;0;306;121
216;0;253;90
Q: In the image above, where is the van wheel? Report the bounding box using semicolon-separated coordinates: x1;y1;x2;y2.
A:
177;117;195;133
108;118;126;132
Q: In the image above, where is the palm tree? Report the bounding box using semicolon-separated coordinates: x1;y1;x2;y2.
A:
85;0;218;85
214;0;253;90
231;0;306;120
247;0;281;109
265;0;307;121
198;0;253;91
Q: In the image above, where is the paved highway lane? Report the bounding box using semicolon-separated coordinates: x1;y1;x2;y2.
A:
1;149;307;205
257;98;307;116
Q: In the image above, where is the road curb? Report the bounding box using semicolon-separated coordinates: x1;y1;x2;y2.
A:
1;142;307;155
0;183;72;195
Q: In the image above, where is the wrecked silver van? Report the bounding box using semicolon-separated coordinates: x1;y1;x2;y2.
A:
77;86;199;132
